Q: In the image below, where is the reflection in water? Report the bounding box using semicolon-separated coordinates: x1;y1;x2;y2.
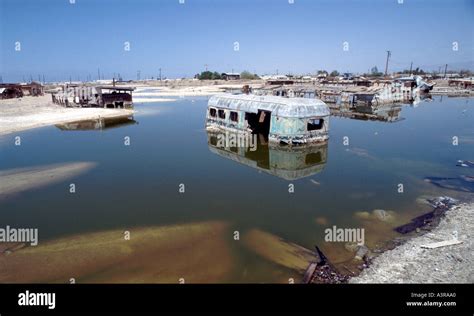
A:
331;103;403;123
55;116;137;131
207;130;327;180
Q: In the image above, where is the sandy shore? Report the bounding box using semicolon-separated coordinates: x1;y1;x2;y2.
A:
0;95;134;136
351;203;474;283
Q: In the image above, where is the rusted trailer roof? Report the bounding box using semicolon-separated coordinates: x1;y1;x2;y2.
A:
208;94;329;118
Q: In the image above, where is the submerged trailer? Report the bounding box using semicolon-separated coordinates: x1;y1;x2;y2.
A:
206;94;330;145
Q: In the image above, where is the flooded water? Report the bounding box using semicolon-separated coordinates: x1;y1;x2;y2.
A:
1;96;473;283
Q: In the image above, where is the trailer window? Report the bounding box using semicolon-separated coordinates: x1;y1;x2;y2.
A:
209;108;217;117
218;109;226;119
307;118;324;131
230;111;238;122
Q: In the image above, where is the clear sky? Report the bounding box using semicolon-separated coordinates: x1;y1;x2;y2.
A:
1;0;473;82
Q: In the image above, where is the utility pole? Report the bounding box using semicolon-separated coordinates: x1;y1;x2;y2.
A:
97;68;101;81
159;68;162;81
384;50;391;76
444;64;448;79
0;76;2;83
409;62;413;75
137;70;141;81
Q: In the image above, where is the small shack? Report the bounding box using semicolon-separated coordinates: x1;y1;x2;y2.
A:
206;94;330;145
52;84;134;108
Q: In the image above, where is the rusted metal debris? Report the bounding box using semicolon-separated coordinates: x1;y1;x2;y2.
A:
303;246;350;284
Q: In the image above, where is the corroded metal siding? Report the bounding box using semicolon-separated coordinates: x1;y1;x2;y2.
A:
208;94;330;118
270;116;305;136
207;94;330;144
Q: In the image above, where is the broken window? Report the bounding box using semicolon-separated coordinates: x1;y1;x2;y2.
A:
209;108;217;117
218;109;226;119
230;111;238;122
307;118;324;131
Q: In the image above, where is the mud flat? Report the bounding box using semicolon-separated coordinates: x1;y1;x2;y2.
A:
0;162;97;199
350;203;474;283
0;221;232;283
0;95;134;136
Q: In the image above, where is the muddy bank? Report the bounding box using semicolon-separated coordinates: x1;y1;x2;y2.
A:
0;95;134;136
350;202;474;283
0;221;232;283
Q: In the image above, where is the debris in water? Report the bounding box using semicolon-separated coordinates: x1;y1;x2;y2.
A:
394;197;457;234
456;160;474;168
307;246;349;284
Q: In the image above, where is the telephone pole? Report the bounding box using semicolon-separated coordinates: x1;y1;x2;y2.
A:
159;68;162;81
409;61;413;75
97;68;101;81
384;50;391;76
444;64;448;79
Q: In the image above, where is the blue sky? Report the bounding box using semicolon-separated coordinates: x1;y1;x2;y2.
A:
1;0;473;82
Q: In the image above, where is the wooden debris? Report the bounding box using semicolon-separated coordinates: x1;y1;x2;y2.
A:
420;239;463;249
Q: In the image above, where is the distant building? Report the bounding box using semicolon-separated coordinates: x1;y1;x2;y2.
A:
221;73;241;80
0;82;43;99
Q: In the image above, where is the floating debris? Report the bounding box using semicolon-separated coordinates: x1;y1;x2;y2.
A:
456;160;474;168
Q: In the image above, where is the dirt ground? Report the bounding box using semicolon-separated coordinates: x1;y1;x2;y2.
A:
351;203;474;283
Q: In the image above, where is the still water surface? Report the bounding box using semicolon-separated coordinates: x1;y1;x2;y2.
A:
0;96;473;282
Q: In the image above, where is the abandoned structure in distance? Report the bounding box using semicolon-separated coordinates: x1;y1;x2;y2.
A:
206;94;330;145
52;84;134;108
0;82;44;99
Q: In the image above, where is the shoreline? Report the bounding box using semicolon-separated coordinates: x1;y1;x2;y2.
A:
350;202;474;283
0;95;134;137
